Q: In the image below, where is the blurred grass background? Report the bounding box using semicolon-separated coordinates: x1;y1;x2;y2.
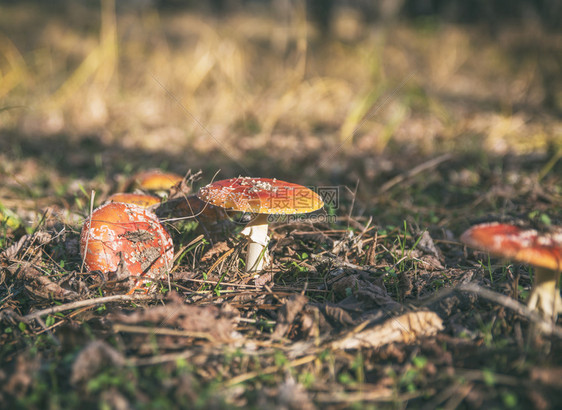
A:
0;0;561;217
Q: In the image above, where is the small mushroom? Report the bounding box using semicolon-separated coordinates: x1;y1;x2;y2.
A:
197;177;324;273
106;192;161;208
124;170;184;196
80;202;174;292
461;222;562;320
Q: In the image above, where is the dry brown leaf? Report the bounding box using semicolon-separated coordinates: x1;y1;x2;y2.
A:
71;340;126;386
530;366;562;388
331;311;443;350
289;231;335;248
277;375;315;410
1;354;39;399
331;273;401;310
417;230;442;259
111;294;239;342
99;388;132;410
254;271;274;287
1;232;52;261
320;303;356;327
200;241;232;263
272;294;309;339
6;263;79;300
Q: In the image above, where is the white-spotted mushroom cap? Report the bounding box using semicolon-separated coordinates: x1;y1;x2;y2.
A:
80;202;174;284
461;222;562;272
197;177;324;215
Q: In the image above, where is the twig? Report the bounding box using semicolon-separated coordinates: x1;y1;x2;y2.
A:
379;153;453;193
112;323;216;342
128;350;196;367
315;388;427;404
35;316;60;346
225;354;316;386
23;294;158;321
456;283;562;337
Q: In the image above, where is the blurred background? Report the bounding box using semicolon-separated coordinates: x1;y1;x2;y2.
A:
1;0;561;223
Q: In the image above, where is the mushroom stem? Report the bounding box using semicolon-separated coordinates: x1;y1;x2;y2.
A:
240;214;270;273
527;267;562;321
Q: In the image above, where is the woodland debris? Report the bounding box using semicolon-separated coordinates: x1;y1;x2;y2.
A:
0;232;52;261
110;292;240;342
0;353;40;401
23;294;158;321
272;294;309;339
331;311;443;350
330;271;401;311
70;340;126;386
5;262;79;301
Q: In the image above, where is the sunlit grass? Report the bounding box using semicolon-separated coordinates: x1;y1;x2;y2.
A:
1;1;559;173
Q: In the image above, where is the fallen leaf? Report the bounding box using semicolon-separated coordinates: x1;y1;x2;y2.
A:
417;230;442;259
111;293;239;342
320;303;356;327
530;366;562;388
70;340;126;386
331;311;443;350
1;232;52;261
272;294;309;339
7;263;79;300
331;273;401;310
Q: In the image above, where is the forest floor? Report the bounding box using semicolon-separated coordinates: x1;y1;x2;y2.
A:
1;1;562;408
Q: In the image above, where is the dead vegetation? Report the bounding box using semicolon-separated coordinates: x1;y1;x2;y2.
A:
1;1;562;408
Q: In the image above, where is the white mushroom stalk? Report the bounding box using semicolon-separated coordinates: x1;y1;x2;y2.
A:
527;267;562;320
240;214;271;273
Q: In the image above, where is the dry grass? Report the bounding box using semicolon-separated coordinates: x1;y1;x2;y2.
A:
1;1;562;408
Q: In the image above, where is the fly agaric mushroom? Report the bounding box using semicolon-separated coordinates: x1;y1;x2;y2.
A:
461;222;562;320
106;192;161;208
80;202;174;292
197;177;324;273
124;170;184;196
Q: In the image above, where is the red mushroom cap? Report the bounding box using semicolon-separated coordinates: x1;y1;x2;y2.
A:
461;222;562;271
106;193;161;208
197;177;324;215
80;202;174;284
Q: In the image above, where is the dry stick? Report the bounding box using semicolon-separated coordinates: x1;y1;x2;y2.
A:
23;294;158;321
176;277;329;293
378;153;453;194
456;283;562;337
225;354;317;387
128;350;196;367
315;388;426;404
112;323;216;342
35;315;60;346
